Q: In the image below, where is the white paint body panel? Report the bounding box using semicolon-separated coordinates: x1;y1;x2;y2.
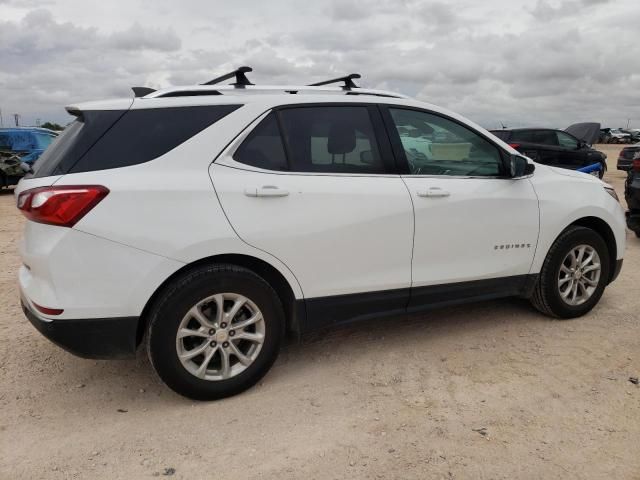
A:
402;176;539;286
211;162;414;298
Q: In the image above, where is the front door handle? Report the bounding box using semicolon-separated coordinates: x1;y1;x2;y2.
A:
417;187;450;198
244;186;290;197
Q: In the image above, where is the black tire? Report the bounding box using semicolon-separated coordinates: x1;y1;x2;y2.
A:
530;226;610;319
147;264;285;400
598;163;606;179
635;231;640;239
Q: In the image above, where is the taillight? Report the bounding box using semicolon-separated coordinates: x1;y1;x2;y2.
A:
633;159;640;172
32;302;64;316
17;185;109;227
509;143;521;149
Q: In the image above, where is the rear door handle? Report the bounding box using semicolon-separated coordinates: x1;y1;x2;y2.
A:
417;187;450;198
244;185;290;197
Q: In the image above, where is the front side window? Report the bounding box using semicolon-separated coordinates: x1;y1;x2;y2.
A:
556;131;579;149
389;108;502;177
279;106;385;174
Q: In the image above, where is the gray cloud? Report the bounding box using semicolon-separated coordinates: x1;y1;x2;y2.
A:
0;0;637;130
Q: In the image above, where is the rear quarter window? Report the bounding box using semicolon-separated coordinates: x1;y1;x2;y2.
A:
70;105;241;173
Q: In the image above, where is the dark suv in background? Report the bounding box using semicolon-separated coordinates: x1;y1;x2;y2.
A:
491;123;606;178
624;149;640;238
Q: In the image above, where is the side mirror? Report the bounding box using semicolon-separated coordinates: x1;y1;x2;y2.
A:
509;154;535;178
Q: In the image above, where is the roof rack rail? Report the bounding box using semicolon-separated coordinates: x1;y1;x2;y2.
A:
308;73;361;90
132;87;157;97
201;66;254;88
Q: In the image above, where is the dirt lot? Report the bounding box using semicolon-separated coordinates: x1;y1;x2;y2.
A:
1;145;639;480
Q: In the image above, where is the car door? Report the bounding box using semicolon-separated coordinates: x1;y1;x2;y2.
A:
211;104;414;329
381;106;539;311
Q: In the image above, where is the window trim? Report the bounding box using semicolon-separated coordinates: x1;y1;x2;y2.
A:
378;105;512;179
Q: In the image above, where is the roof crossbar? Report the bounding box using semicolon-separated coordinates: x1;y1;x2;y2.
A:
201;66;254;87
308;73;361;90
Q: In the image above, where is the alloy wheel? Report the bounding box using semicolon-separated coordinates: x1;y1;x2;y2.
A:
176;293;265;381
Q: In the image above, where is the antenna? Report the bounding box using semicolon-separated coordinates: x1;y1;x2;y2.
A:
309;73;361;90
201;66;254;88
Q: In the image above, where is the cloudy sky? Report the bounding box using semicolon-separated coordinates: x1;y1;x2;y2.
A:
0;0;638;129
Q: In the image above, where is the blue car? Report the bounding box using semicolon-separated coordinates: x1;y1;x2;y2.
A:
0;128;58;188
0;127;58;164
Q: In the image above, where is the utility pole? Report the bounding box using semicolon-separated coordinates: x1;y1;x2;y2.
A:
0;108;3;127
36;118;41;127
13;113;20;127
627;119;630;129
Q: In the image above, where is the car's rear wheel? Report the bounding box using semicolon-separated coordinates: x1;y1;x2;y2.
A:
530;226;610;318
147;264;285;400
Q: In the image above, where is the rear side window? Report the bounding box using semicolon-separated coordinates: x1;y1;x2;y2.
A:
70;105;241;173
510;130;536;143
233;113;288;171
532;130;558;146
279;107;384;174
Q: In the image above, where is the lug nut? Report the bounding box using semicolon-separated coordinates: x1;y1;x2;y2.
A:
229;330;235;337
210;341;217;347
220;322;227;329
223;342;229;348
209;328;215;335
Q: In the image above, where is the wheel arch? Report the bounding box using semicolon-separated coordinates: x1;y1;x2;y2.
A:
567;216;617;282
136;254;305;346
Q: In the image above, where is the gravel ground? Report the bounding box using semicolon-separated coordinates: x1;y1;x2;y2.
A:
1;145;639;479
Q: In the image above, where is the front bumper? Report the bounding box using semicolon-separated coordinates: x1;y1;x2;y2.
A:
21;299;139;359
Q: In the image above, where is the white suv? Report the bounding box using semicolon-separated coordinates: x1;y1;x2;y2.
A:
16;68;626;400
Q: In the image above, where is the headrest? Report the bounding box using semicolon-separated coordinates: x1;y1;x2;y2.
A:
327;121;356;155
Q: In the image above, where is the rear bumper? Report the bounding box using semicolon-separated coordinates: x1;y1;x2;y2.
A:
617;160;632;171
21;298;138;359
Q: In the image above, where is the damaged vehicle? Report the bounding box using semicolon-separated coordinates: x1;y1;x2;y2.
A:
491;123;607;179
0;128;57;188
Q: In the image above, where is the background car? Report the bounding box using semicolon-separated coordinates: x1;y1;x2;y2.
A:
490;123;607;178
625;153;640;237
617;143;640;171
0;127;57;188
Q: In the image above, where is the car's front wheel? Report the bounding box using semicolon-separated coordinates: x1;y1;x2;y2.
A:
530;226;610;318
147;264;285;400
